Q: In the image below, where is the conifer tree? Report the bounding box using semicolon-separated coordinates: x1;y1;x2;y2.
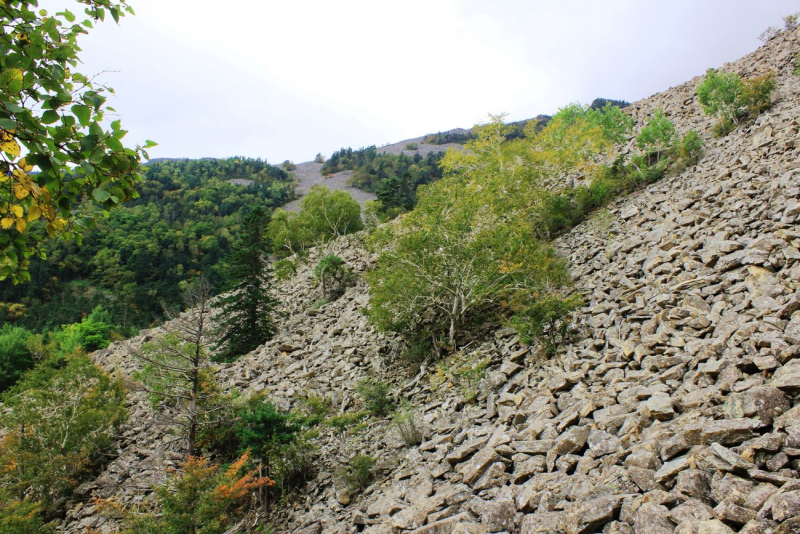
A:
216;207;280;361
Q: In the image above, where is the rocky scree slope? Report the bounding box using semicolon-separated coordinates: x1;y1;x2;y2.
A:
63;30;800;534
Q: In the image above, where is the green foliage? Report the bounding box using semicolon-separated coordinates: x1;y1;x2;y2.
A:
366;116;578;354
0;323;37;391
697;68;744;126
697;69;776;135
794;53;800;76
393;408;423;447
114;452;270;534
323;411;368;432
0;489;50;534
198;394;317;498
404;142;418;150
432;354;489;404
0;354;127;518
215;207;279;361
313;254;356;300
356;378;394;416
677;130;704;165
0;0;152;283
338;454;376;494
585;102;635;143
423;130;474;145
234;397;302;458
52;305;116;354
741;71;777;116
268;186;363;257
1;157;293;332
321;146;377;175
272;258;298;281
298;392;332;426
314;153;325;164
636;109;676;159
509;294;583;355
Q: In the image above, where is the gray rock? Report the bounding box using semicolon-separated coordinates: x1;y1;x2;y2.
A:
634;503;675;534
562;497;622;534
770;490;800;522
674;519;736;534
724;387;789;425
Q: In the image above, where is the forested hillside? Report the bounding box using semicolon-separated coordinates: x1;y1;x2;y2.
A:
0;157;294;330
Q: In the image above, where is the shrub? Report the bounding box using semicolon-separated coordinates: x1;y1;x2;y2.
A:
741;71;777;115
197;394;318;499
324;411;368;432
0;355;127;518
298;391;332;426
111;452;271;534
234;396;303;459
314;153;325;163
785;13;799;30
393;409;423;447
697;69;744;126
405;142;418;150
585;102;634;143
758;26;780;42
338;454;376;493
0;490;50;534
0;324;37;392
356;378;395;416
677;130;704;165
282;160;296;171
431;354;490;404
636;109;676;160
795;53;800;76
268;187;363;257
697;69;776;135
272;258;298;281
509;294;583;355
313;254;357;300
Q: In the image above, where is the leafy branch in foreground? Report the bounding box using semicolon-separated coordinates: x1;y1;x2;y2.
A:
0;0;156;282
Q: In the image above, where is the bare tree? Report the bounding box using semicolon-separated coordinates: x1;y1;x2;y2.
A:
131;277;220;457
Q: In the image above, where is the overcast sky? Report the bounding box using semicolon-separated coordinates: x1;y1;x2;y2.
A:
40;0;800;163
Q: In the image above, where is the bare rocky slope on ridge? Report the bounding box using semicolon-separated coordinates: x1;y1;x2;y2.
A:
281;140;461;212
62;29;800;534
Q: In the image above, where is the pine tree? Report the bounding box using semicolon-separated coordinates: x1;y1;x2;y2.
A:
216;207;280;361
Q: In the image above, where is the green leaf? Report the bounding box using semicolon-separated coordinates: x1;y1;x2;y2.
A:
63;9;75;22
92;189;111;202
0;118;17;130
42;110;59;124
110;7;120;23
79;134;98;152
0;68;24;94
106;136;123;152
72;105;91;127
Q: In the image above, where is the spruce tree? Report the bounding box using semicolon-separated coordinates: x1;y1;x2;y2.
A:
216;207;280;361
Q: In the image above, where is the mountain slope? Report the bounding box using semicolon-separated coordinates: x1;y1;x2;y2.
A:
65;28;800;534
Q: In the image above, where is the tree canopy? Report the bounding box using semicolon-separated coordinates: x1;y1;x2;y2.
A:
0;157;293;330
268;186;363;257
